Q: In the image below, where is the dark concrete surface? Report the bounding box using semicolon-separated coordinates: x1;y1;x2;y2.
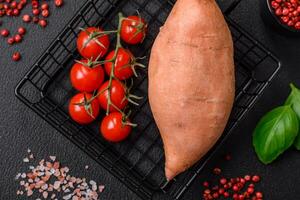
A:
0;0;300;200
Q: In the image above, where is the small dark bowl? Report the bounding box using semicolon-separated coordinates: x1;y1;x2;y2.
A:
261;0;300;36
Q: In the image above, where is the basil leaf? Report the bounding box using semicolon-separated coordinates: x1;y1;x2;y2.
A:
285;83;300;150
253;105;299;164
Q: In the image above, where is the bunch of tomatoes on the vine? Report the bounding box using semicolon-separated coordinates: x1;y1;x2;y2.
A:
68;13;147;143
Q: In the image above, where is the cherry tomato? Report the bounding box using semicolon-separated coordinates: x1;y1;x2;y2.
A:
70;60;105;92
97;80;128;112
77;27;110;60
69;93;100;125
120;16;147;45
100;112;132;142
104;48;135;80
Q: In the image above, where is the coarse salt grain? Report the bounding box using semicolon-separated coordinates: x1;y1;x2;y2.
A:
43;191;48;198
85;165;89;170
50;156;56;161
29;154;34;159
23;157;29;163
16;151;106;200
21;173;26;178
15;173;21;180
99;185;105;193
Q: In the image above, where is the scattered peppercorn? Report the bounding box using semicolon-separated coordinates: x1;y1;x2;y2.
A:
213;167;222;175
55;0;63;7
12;52;21;61
14;34;22;43
1;28;9;37
18;27;26;35
38;19;47;27
7;37;14;44
22;14;31;22
41;9;49;18
41;3;49;10
202;156;263;200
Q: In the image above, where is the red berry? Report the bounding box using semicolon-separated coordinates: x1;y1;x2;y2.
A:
225;154;232;161
233;194;239;199
14;34;22;43
10;1;17;8
17;3;23;10
275;0;281;2
252;175;260;183
295;21;300;29
271;1;279;9
41;3;49;10
32;16;39;23
1;29;9;37
55;0;63;7
12;8;19;16
247;187;254;194
240;178;246;184
31;1;38;9
293;10;299;16
223;192;230;198
18;27;26;35
238;194;245;200
6;9;12;16
204;189;211;194
218;188;225;194
32;8;39;15
20;0;26;5
22;14;31;22
256;192;263;198
283;7;289;15
213;167;221;175
244;175;251;181
290;0;297;4
233;185;239;191
7;37;14;44
38;19;47;27
285;2;292;8
220;178;227;185
281;16;289;23
203;181;209;187
297;6;300;13
41;9;49;17
288;20;295;26
12;52;21;61
249;183;255;188
212;192;219;198
6;0;11;3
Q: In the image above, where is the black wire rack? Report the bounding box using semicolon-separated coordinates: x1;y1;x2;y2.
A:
15;0;280;199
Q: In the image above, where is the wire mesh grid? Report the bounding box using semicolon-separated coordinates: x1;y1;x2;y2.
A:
15;0;280;199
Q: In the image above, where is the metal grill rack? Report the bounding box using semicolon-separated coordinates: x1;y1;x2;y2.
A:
15;0;280;199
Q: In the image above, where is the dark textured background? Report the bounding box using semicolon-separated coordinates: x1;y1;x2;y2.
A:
0;0;300;199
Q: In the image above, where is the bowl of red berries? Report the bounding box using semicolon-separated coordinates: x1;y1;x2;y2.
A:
262;0;300;35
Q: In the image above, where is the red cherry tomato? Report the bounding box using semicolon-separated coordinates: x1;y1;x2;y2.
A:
97;80;128;112
70;60;105;92
104;48;135;80
120;16;147;45
77;27;110;60
100;112;132;142
69;93;100;125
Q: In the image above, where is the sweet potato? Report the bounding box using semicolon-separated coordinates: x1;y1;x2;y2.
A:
148;0;235;180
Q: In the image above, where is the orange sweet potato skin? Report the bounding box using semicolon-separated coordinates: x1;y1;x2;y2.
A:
148;0;235;180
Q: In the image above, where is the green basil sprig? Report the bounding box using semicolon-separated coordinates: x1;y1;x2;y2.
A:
285;84;300;150
253;83;300;164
